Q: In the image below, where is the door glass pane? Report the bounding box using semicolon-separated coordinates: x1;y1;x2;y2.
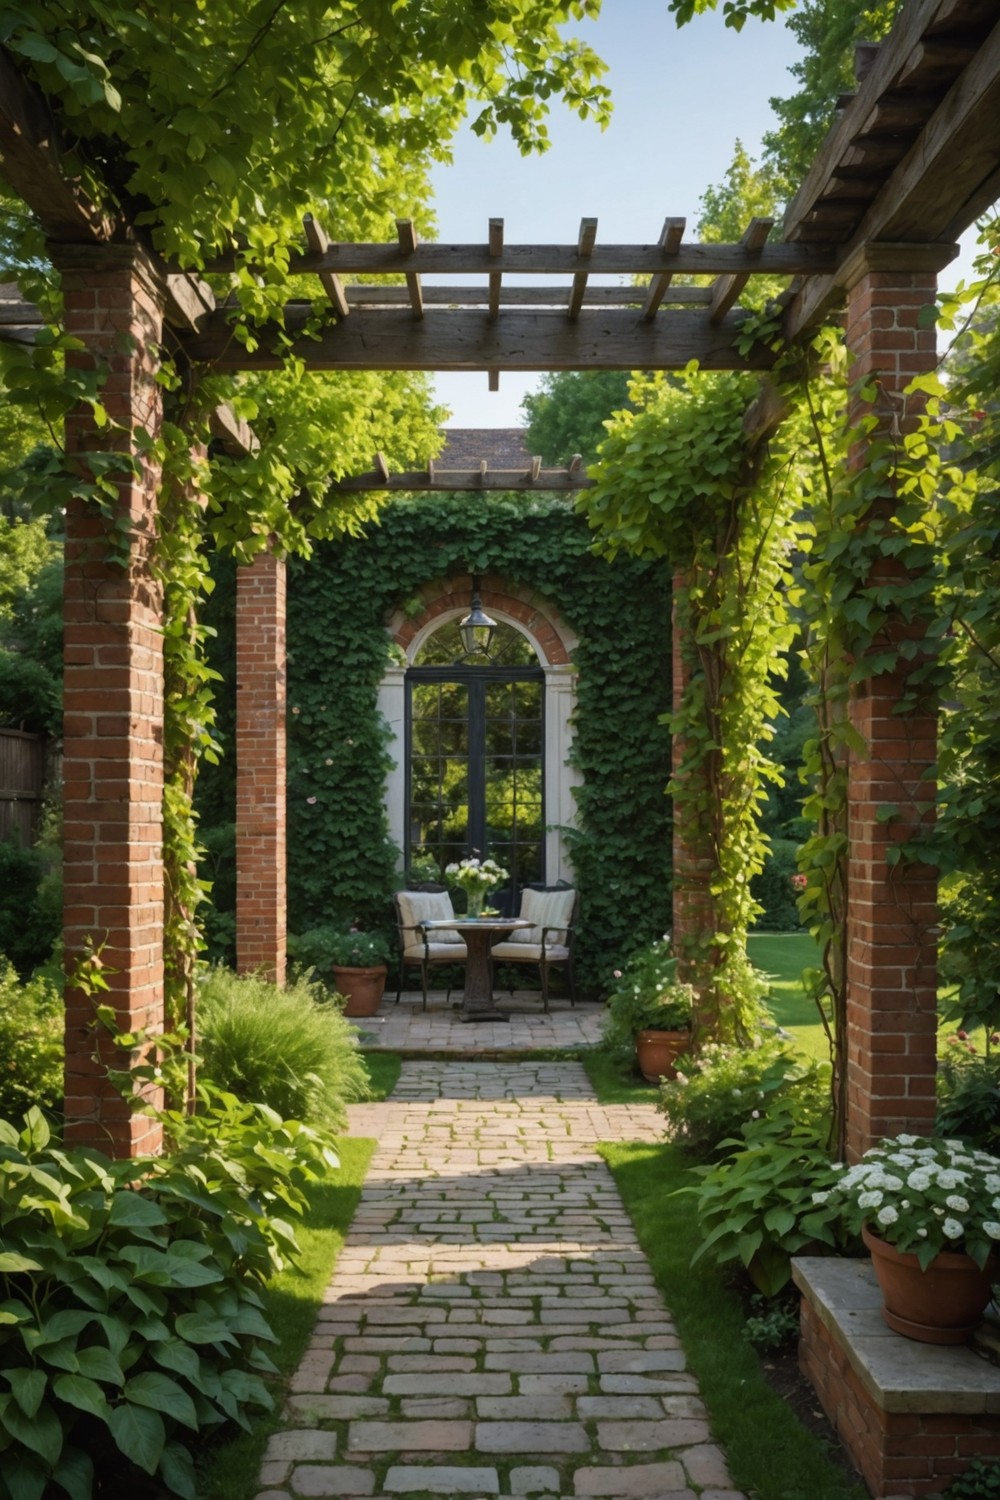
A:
409;682;469;874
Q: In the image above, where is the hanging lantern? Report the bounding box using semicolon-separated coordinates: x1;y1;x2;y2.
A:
458;576;497;659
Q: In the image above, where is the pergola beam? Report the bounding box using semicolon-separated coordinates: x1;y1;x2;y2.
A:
205;241;838;277
185;306;777;373
327;464;593;493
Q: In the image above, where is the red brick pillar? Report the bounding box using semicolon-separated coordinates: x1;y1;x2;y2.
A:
235;552;287;983
842;246;952;1158
56;245;166;1157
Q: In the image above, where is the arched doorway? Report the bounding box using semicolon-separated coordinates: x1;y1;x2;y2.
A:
406;617;544;905
380;576;580;893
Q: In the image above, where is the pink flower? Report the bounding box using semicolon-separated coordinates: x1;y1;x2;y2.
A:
790;873;807;890
613;970;622;979
306;796;317;804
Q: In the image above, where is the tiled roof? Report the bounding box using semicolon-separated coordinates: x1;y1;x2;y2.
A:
437;428;534;469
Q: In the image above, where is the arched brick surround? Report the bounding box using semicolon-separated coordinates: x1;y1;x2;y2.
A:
387;572;575;666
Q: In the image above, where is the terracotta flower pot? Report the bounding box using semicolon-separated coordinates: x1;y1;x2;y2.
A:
635;1028;690;1085
332;964;387;1017
862;1223;997;1345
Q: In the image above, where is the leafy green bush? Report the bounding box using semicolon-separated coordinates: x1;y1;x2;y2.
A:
0;957;61;1119
290;925;392;970
685;1113;843;1295
742;1291;800;1352
0;1098;337;1498
600;937;687;1057
0;839;61;978
936;1033;1000;1153
945;1457;1000;1499
750;836;802;932
197;967;370;1131
658;1038;829;1159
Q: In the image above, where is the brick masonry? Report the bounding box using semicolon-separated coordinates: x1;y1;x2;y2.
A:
236;551;287;984
57;244;167;1158
798;1282;1000;1497
388;572;574;666
843;256;942;1157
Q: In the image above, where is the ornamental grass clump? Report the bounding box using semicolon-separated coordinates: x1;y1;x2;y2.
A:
823;1135;1000;1270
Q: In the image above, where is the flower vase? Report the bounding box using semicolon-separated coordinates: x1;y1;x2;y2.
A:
466;888;485;919
862;1224;996;1345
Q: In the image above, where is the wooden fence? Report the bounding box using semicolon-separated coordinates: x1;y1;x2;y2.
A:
0;727;48;846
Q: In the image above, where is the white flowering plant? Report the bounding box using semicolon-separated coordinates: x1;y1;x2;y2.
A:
444;856;508;895
822;1135;1000;1270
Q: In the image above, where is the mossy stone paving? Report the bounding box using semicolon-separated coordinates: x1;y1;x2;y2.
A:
255;1061;746;1500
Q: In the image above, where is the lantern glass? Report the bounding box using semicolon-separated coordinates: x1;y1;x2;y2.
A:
458;580;497;659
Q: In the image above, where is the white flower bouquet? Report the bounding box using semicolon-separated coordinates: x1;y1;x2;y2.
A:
444;856;508;895
821;1134;1000;1270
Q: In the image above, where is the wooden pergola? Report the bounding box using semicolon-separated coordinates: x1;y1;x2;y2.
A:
0;0;998;1164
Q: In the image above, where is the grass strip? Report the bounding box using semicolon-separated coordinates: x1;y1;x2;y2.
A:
199;1135;376;1500
361;1048;402;1099
582;1047;659;1104
600;1140;867;1500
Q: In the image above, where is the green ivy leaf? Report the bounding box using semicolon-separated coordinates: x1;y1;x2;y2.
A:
107;1401;165;1475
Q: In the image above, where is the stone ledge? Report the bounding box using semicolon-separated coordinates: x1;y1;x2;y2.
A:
793;1256;1000;1414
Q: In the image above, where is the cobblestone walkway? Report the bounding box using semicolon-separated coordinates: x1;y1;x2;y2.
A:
256;1062;746;1500
354;994;601;1054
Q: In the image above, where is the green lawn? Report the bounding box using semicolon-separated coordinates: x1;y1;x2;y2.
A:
747;930;828;1059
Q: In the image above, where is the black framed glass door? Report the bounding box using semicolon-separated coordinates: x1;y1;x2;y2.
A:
405;625;545;904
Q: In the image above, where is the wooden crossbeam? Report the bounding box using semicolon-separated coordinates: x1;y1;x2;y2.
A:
185;306;777;373
303;215;350;318
488;371;500;391
327;465;594;493
568;217;597;321
209;404;259;457
708;218;773;324
642;218;686;322
395;219;424;318
214;241;838;277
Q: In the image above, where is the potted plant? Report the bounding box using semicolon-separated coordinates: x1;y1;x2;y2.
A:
444;855;509;918
600;937;695;1083
290;925;392;1017
822;1134;1000;1344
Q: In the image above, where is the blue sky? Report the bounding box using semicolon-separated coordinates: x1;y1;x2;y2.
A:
428;1;806;427
427;2;981;430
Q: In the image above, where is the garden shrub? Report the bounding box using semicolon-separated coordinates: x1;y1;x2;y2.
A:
945;1457;1000;1499
936;1033;1000;1154
0;839;61;979
197;967;370;1131
750;836;802;932
599;937;681;1057
658;1038;829;1160
685;1112;843;1295
0;1098;337;1499
0;957;61;1119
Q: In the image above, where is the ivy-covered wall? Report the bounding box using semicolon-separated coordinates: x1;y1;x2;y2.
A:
280;491;673;989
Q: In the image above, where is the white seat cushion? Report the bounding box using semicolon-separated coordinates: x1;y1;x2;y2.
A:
397;890;462;944
490;941;569;963
403;940;468;961
509;887;575;945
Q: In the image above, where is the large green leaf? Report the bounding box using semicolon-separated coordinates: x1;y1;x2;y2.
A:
124;1372;197;1431
11;1369;46;1420
74;1346;125;1386
1;1399;63;1468
174;1312;237;1346
50;1445;94;1500
0;1253;41;1273
107;1402;165;1475
158;1440;197;1500
150;1339;201;1384
52;1374;110;1422
107;1192;167;1228
3;1452;46;1500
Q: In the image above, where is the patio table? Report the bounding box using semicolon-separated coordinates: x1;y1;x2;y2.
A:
421;916;533;1022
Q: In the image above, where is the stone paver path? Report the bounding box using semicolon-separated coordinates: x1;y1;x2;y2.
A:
354;993;601;1053
257;1062;747;1500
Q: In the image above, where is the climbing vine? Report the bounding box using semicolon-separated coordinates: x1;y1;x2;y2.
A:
583;367;800;1044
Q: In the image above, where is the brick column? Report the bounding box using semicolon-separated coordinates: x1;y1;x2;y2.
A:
56;245;166;1158
842;245;953;1158
235;552;287;983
